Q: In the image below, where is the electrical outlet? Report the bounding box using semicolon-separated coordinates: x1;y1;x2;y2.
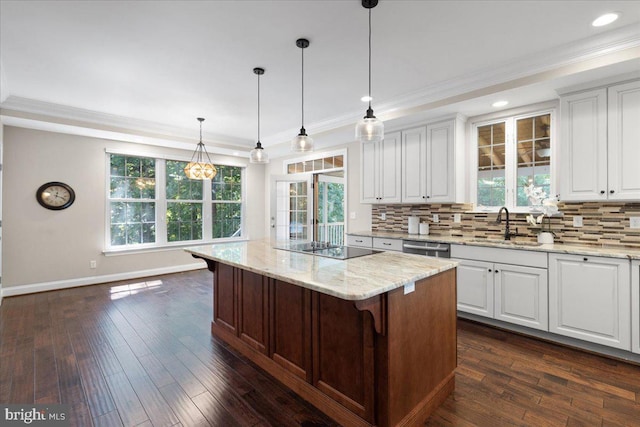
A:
350;212;356;220
380;212;386;220
630;217;640;229
573;216;583;227
453;214;462;223
90;260;97;269
432;214;439;223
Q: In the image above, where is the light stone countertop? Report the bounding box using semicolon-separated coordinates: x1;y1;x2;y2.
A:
185;240;458;301
350;230;640;260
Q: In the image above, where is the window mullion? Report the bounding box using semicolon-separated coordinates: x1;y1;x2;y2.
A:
505;118;516;208
157;158;167;245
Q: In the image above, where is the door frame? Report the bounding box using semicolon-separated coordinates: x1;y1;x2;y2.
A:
270;173;313;242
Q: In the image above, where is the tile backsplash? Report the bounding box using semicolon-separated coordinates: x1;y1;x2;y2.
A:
371;202;640;248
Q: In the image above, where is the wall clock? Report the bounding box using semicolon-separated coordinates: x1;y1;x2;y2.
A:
36;181;76;210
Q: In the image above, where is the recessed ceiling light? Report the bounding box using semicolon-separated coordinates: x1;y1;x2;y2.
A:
492;100;509;108
592;12;619;27
361;95;372;102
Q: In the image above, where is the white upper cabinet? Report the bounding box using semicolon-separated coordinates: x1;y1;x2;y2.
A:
607;81;640;200
360;131;402;204
560;80;640;201
401;126;427;203
401;117;464;204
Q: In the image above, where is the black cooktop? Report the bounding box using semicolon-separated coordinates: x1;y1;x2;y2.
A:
277;242;382;260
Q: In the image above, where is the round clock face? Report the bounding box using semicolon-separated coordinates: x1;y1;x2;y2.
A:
36;182;76;210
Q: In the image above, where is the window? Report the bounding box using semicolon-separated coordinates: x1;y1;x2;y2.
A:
211;165;242;238
474;110;554;210
107;153;244;250
109;155;157;245
166;160;203;242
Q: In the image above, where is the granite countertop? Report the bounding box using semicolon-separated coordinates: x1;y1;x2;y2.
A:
349;230;640;260
185;240;457;301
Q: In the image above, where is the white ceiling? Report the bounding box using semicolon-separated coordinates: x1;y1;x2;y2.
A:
1;0;640;157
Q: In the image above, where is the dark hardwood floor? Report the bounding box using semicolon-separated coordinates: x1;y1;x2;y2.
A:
1;269;639;426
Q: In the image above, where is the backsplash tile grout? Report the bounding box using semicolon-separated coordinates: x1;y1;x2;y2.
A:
371;202;640;249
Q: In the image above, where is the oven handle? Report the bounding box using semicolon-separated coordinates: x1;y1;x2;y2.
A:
403;244;449;252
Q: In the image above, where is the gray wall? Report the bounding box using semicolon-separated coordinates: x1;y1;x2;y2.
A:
2;126;266;291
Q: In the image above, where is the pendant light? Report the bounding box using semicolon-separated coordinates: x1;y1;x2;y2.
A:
184;117;217;180
249;67;269;164
355;0;384;143
291;38;314;152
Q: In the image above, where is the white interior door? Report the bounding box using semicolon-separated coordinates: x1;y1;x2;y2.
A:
270;174;313;242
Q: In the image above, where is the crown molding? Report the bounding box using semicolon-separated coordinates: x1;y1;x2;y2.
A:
1;24;638;156
265;23;640;148
0;96;253;150
0;111;250;158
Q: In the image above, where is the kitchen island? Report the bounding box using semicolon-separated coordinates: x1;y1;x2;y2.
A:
186;240;458;427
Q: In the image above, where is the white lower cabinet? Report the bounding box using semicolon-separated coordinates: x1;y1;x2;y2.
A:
455;259;494;318
549;253;631;351
346;235;372;248
345;235;402;252
495;263;548;331
632;260;639;355
452;245;548;331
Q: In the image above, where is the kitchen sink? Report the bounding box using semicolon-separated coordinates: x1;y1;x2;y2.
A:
468;239;543;247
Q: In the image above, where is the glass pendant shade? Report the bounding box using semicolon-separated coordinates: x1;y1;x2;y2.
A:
184;157;217;180
356;114;384;143
291;130;314;152
184;118;217;180
249;141;269;164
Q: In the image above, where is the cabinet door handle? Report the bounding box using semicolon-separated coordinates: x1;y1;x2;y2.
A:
488;269;492;272
610;190;615;194
494;270;499;273
355;239;363;243
383;242;392;246
426;195;431;199
583;257;588;262
600;190;606;194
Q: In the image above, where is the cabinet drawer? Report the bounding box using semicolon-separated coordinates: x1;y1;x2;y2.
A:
451;244;547;268
373;237;403;252
346;235;372;248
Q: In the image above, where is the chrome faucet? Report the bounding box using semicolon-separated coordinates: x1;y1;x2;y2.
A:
494;207;517;240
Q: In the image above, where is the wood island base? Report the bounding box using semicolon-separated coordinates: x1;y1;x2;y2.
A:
204;261;457;427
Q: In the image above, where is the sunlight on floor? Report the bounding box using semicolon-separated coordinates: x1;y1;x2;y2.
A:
110;279;163;300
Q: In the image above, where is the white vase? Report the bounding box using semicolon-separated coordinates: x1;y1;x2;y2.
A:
537;232;554;244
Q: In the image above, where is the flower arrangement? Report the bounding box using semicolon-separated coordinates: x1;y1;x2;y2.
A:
524;181;560;243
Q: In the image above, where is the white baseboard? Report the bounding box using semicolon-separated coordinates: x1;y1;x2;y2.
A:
0;262;208;298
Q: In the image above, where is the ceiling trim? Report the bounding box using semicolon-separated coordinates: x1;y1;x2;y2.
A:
1;23;638;158
0;96;254;149
0;112;250;158
263;23;640;147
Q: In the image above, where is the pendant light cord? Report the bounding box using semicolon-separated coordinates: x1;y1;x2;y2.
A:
368;7;372;110
257;72;261;142
301;44;305;130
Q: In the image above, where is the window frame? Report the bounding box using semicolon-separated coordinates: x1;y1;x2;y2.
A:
469;102;558;213
104;149;246;253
